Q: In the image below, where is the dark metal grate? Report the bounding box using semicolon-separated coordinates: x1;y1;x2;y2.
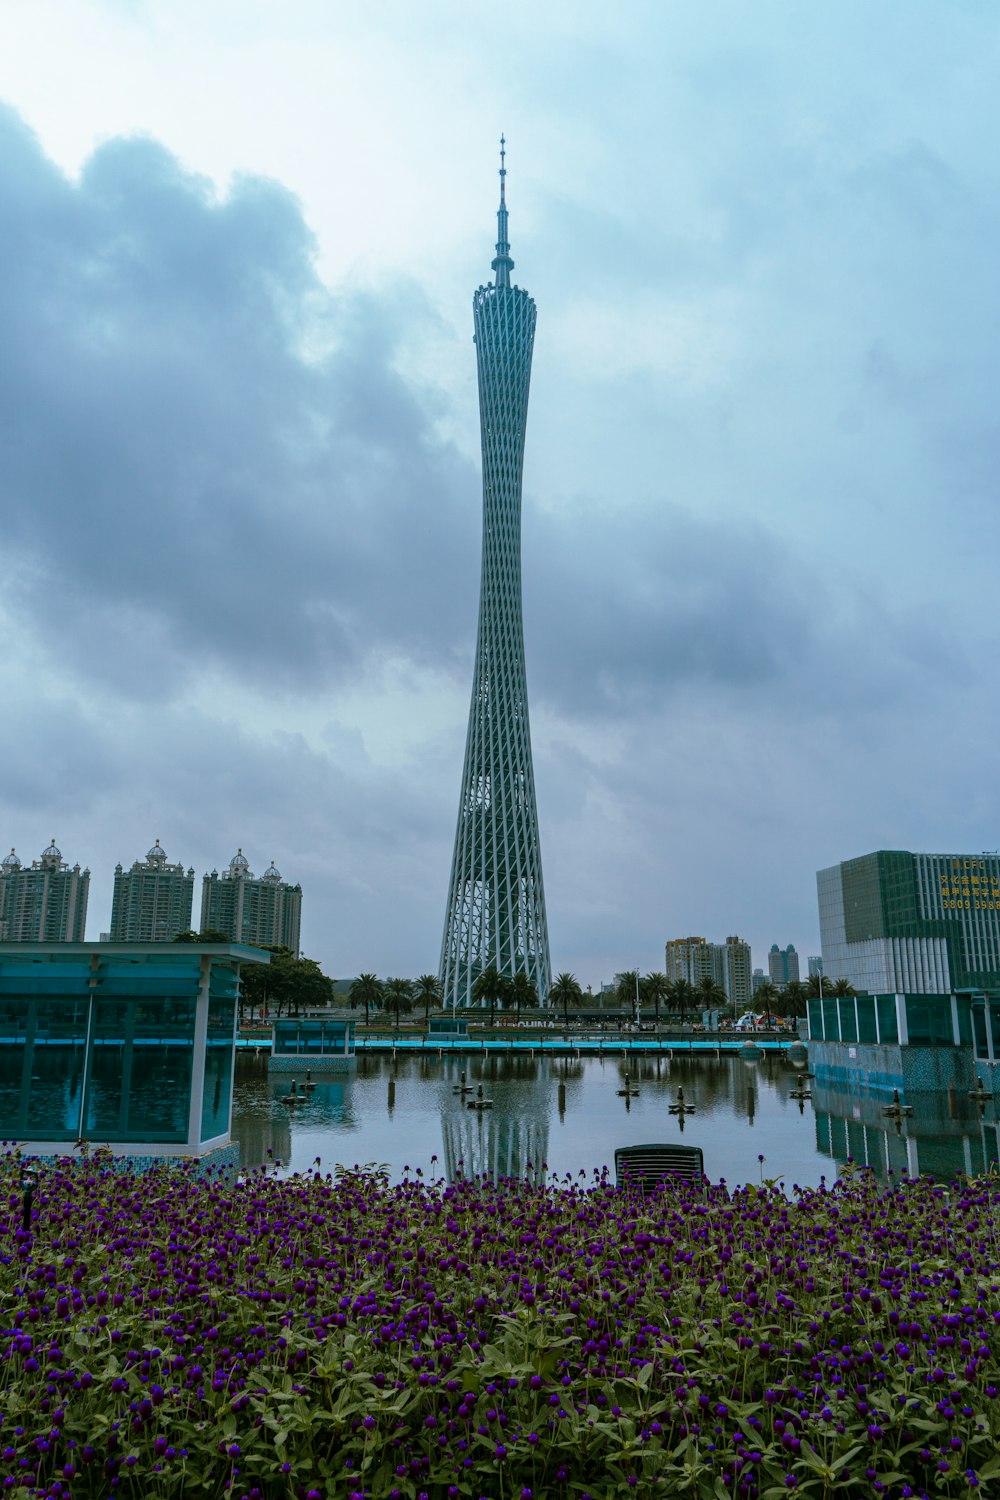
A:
614;1143;705;1191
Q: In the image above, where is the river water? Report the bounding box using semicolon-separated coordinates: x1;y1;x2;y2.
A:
230;1050;1000;1187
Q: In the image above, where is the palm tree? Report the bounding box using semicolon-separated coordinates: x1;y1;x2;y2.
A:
509;971;538;1025
669;977;696;1025
384;977;414;1030
783;979;808;1019
642;972;670;1026
350;972;383;1026
831;978;856;997
695;974;727;1016
753;980;779;1027
615;970;641;1023
415;973;442;1027
473;967;508;1027
549;971;584;1029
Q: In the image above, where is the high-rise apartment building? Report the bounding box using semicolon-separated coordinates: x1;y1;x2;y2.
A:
807;956;824;978
818;849;1000;994
665;937;718;987
723;935;753;1011
109;840;194;943
441;142;550;1006
664;934;753;1010
0;841;89;942
768;943;800;986
201;850;302;954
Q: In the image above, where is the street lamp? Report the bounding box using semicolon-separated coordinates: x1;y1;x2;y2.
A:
20;1166;37;1235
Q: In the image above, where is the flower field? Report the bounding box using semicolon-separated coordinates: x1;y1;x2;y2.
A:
2;1153;1000;1499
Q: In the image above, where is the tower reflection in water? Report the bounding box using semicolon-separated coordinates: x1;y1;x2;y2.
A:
439;1056;551;1183
813;1078;1000;1182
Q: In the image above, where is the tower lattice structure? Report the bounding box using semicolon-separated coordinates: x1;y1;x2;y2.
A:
441;142;551;1007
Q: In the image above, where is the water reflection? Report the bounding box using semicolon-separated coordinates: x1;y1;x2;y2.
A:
813;1078;1000;1182
231;1051;999;1187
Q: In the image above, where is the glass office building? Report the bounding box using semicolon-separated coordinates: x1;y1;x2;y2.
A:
0;942;268;1157
818;850;1000;994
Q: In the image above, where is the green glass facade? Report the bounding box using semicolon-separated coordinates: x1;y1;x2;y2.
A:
808;991;975;1049
0;943;265;1152
820;850;1000;994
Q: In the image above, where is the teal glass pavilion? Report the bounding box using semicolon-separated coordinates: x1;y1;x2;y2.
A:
0;942;269;1161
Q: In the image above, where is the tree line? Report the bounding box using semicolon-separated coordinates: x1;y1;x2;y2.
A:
347;970;591;1028
613;969;853;1023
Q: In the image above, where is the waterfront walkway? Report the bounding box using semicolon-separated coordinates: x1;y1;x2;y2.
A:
237;1030;800;1057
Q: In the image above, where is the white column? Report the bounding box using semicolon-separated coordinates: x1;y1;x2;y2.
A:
187;955;211;1151
895;994;908;1046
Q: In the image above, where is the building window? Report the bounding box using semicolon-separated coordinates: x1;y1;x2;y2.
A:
856;997;877;1044
85;997;195;1141
904;996;955;1048
876;995;899;1044
201;994;236;1143
0;997;90;1140
838;997;858;1043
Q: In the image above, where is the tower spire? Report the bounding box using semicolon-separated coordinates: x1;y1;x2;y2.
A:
492;134;514;288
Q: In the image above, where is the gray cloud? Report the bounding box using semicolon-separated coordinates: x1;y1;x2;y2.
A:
2;103;959;739
0;106;478;698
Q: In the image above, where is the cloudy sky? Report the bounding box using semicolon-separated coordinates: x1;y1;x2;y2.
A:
1;0;998;988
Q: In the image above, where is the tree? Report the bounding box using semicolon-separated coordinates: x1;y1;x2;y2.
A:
508;971;537;1024
384;977;415;1030
753;980;779;1027
415;974;442;1026
549;971;584;1029
350;973;383;1025
831;978;856;997
174;928;232;944
237;946;333;1021
695;973;727;1015
283;958;334;1017
239;945;294;1021
615;970;641;1022
669;977;696;1025
473;967;508;1027
642;972;670;1025
783;980;808;1018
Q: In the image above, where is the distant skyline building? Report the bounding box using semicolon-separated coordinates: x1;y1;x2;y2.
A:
201;850;302;954
110;840;194;943
768;942;800;987
440;142;550;1007
665;934;753;1011
808;956;824;978
818;849;1000;994
0;840;89;942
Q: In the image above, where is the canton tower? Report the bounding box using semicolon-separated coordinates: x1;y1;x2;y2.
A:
440;141;551;1008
